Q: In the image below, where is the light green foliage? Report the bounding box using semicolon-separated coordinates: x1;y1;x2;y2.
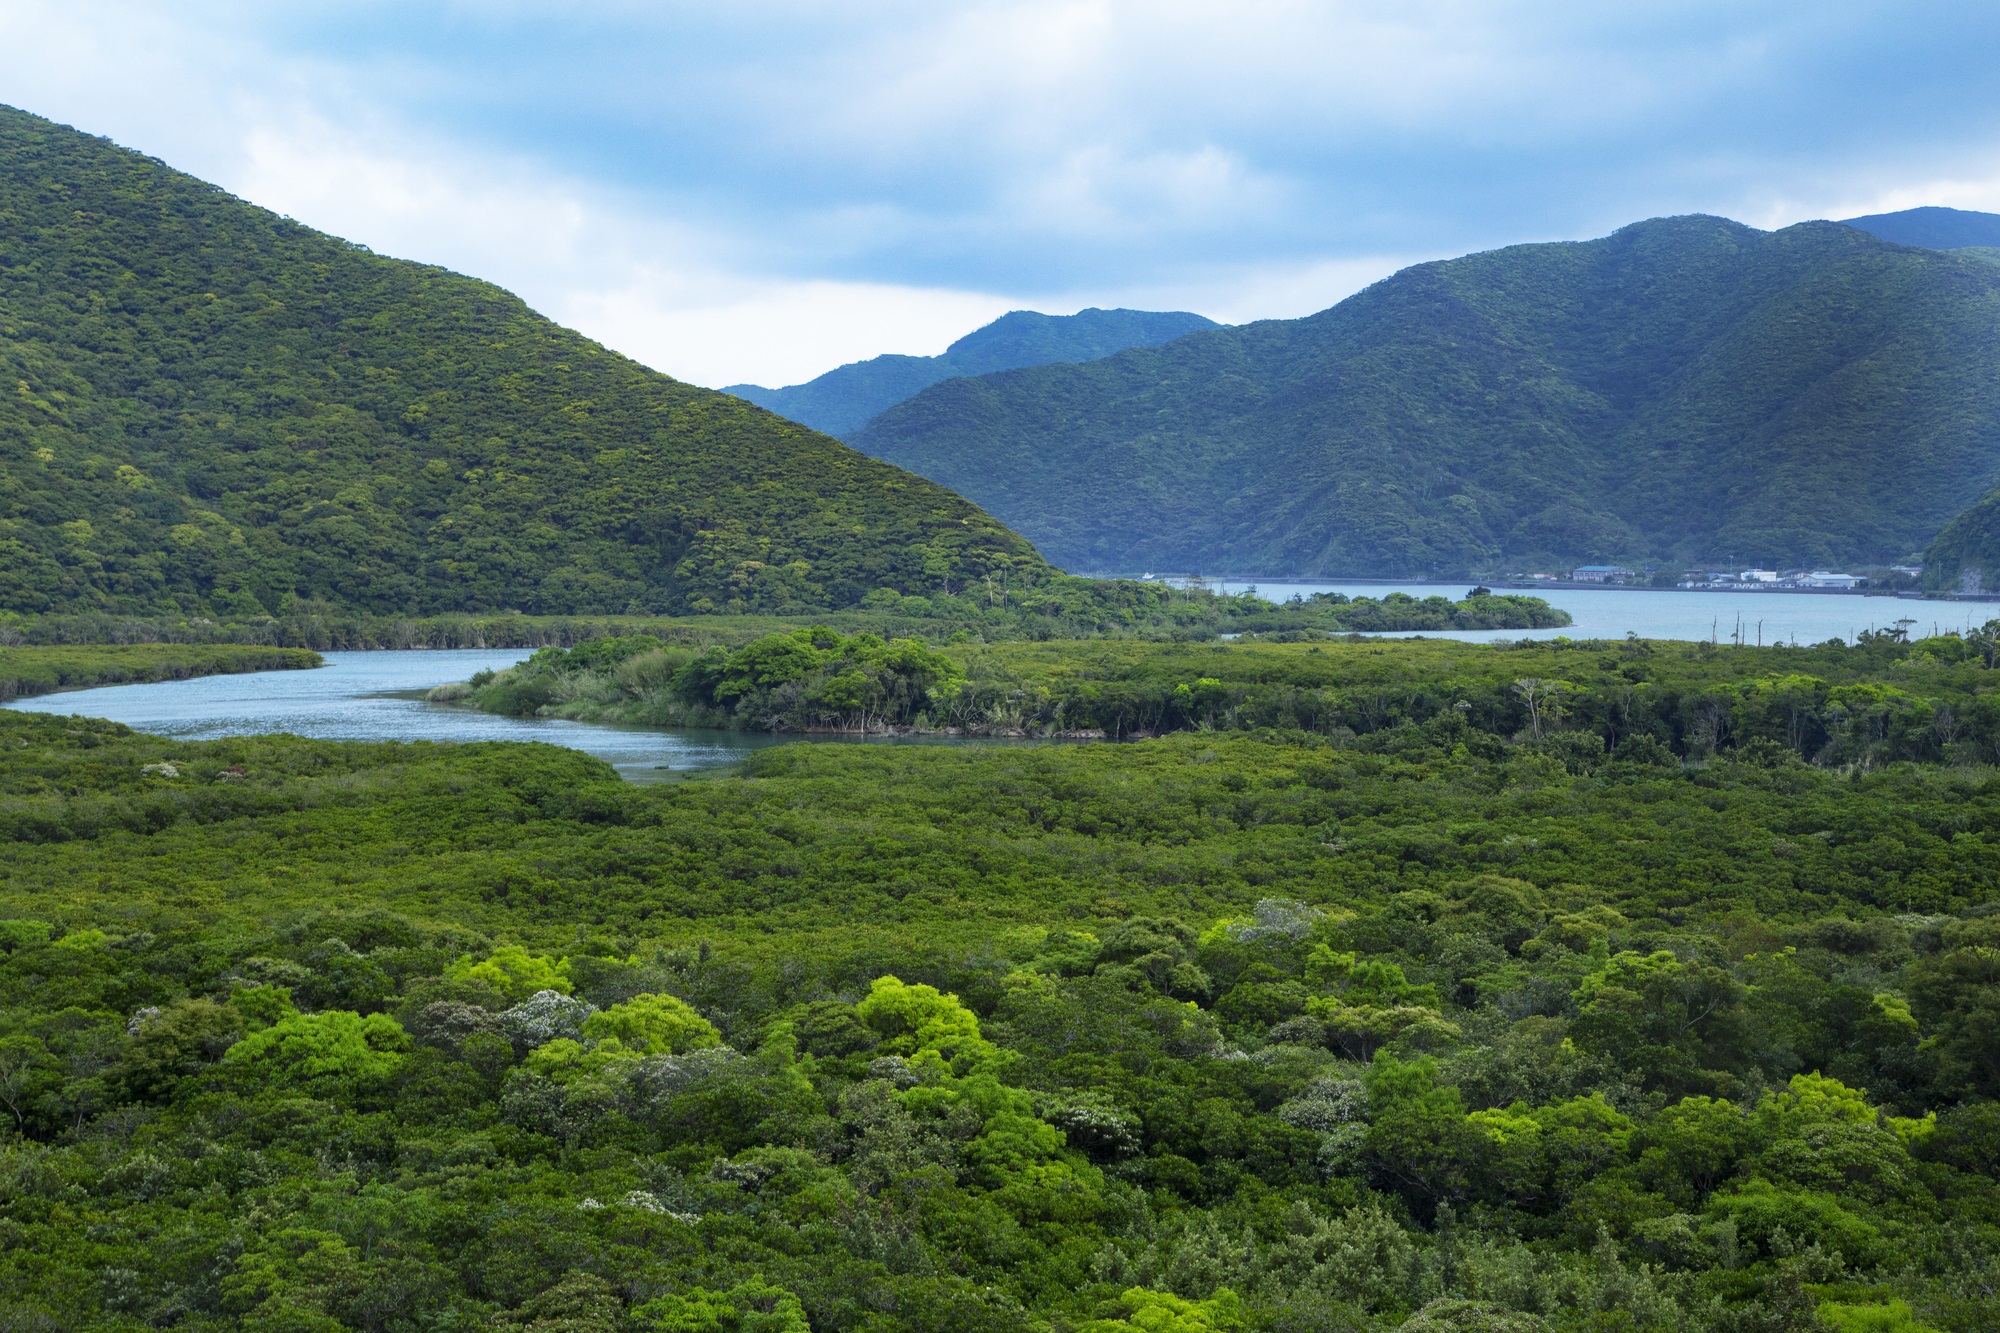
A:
855;976;995;1068
1704;1177;1884;1265
580;992;720;1054
1078;1287;1243;1333
520;1036;636;1082
228;985;298;1032
448;945;572;1002
635;1280;809;1333
1817;1299;1941;1333
222;1010;410;1084
0;920;50;951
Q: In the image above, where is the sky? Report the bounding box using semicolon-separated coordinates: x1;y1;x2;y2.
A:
6;1;2000;389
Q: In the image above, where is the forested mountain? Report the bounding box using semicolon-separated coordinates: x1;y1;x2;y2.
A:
853;216;2000;577
723;307;1217;437
1842;205;2000;250
0;105;1048;618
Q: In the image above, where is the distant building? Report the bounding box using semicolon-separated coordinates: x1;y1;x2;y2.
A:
1890;565;1923;577
1742;569;1781;583
1799;571;1865;589
1572;565;1635;582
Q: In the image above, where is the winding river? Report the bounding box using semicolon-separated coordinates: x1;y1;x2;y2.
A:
6;585;1982;779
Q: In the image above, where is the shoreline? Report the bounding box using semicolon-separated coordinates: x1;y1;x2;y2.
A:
1115;575;1977;600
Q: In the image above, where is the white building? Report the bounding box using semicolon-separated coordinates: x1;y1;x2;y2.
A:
1799;571;1864;590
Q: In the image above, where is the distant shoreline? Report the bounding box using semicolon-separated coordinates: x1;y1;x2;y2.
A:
1112;574;1995;601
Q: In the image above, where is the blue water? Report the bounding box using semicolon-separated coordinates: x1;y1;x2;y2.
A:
8;588;1982;779
3;650;791;782
1191;580;1976;646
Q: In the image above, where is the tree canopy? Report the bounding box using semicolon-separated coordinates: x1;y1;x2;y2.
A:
0;104;1047;619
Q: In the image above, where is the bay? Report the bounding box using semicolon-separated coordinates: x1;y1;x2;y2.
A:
1195;579;1982;645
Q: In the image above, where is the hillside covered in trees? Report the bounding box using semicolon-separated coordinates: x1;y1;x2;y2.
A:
5;628;2000;1330
853;216;2000;577
0;105;1048;620
724;308;1217;439
1922;482;2000;593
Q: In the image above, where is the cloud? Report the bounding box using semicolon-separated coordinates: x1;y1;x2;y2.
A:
6;0;2000;386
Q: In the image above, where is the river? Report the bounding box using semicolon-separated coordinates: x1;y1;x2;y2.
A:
4;650;800;782
6;588;1983;778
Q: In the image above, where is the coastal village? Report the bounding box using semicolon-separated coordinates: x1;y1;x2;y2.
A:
1558;563;1913;589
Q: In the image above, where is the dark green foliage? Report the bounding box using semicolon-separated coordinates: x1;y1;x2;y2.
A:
725;308;1218;438
790;626;2000;758
1920;482;2000;592
3;584;1564;654
0;642;319;701
854;216;2000;576
0;104;1047;618
440;596;1567;732
7;639;2000;1330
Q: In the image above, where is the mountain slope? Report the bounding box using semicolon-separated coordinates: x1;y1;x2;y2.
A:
0;105;1048;618
1920;484;2000;592
724;307;1217;437
1841;205;2000;251
853;216;2000;576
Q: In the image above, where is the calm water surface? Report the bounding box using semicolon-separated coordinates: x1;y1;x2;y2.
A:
8;588;1987;777
4;650;809;782
1202;580;1984;645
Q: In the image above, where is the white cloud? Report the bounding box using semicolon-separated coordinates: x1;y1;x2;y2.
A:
232;114;1022;387
566;277;1014;390
5;0;2000;387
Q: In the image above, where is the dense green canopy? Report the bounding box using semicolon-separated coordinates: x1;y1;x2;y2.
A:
855;216;2000;577
5;629;2000;1329
0;105;1047;619
1921;481;2000;592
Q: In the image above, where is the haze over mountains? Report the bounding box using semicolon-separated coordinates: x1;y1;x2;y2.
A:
852;213;2000;578
724;307;1217;438
9;95;2000;611
0;106;1046;619
1841;205;2000;251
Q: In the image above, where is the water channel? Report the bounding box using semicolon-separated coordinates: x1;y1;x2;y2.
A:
1206;579;1986;647
5;650;785;782
6;586;1986;779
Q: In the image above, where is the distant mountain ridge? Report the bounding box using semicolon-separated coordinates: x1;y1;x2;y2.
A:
1841;205;2000;251
725;307;1217;437
852;215;2000;577
0;105;1048;618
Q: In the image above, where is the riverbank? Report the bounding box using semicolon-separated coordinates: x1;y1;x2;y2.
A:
1150;574;1952;597
0;585;1566;652
0;644;322;703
